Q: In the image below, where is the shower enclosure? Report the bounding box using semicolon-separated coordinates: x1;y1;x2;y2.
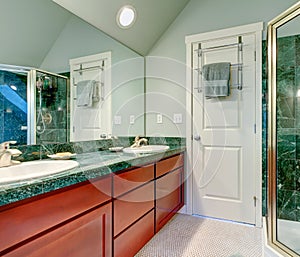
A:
0;64;69;145
267;2;300;257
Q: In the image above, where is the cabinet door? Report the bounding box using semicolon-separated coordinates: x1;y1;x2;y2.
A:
114;181;154;237
114;210;154;257
156;154;184;178
0;176;112;253
4;203;112;257
156;168;184;231
113;165;154;197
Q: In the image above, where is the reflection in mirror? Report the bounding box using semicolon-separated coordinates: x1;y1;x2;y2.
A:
267;2;300;256
0;0;144;145
0;65;68;145
0;65;29;144
34;70;69;145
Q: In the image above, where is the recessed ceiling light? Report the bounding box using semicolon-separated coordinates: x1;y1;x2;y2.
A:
117;5;136;28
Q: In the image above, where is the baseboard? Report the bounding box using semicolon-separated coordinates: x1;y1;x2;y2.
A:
178;205;187;214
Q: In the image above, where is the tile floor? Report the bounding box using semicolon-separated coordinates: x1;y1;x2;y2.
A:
136;214;263;257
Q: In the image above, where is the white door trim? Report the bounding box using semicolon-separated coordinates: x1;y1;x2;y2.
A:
185;22;263;227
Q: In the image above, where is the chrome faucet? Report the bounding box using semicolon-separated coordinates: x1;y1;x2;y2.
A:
131;136;148;148
0;141;22;167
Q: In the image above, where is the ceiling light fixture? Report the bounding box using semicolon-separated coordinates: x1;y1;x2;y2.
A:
117;5;136;28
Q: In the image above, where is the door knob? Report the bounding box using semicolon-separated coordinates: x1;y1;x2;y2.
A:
193;135;201;141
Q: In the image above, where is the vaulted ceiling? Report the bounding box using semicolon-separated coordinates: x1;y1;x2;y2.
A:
0;0;190;68
52;0;191;56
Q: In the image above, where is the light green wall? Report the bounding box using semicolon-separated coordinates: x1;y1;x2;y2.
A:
1;0;145;138
0;0;70;67
40;15;141;73
41;15;144;137
146;0;299;137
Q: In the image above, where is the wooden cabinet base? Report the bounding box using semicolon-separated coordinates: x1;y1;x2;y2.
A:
3;203;112;257
156;168;184;232
0;152;184;257
114;210;154;257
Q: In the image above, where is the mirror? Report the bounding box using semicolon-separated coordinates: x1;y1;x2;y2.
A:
267;2;300;256
0;0;145;145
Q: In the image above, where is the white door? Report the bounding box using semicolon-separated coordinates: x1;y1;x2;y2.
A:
191;33;257;224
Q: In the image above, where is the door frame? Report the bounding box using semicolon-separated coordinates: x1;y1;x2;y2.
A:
185;22;263;227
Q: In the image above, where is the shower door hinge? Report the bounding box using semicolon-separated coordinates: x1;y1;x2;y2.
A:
254;124;256;134
73;126;75;133
253;196;257;207
254;50;256;61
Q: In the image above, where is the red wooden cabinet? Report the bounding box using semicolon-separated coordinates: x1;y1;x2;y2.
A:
113;165;154;197
156;168;184;231
0;175;112;257
0;153;185;257
155;154;184;232
156;154;184;178
114;181;154;237
113;154;184;257
114;210;154;257
3;203;112;257
113;165;155;257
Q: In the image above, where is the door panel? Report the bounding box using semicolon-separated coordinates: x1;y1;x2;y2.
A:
203;146;241;200
192;33;256;224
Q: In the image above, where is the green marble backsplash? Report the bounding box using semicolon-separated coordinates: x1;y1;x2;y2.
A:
12;136;185;162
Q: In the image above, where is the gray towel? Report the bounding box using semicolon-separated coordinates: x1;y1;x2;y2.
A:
92;82;100;102
202;62;231;97
76;80;100;107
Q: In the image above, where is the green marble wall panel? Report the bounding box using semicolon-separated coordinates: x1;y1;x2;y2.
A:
262;40;268;216
274;35;300;222
262;35;300;220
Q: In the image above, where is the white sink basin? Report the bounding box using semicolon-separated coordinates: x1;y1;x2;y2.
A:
122;145;170;154
0;160;79;184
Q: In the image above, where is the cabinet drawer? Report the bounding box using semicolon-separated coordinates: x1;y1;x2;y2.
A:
114;210;154;257
0;175;112;253
114;181;154;237
113;164;154;197
156;154;184;178
156;168;184;231
4;203;112;257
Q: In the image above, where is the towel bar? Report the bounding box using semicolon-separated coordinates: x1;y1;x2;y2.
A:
193;36;243;94
73;65;104;75
195;42;243;57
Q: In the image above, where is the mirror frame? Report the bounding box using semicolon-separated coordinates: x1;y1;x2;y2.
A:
267;2;300;257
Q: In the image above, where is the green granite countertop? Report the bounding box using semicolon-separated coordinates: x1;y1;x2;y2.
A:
0;145;185;207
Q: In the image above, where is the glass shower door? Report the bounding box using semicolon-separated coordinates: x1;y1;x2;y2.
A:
0;64;30;145
32;70;69;145
276;16;300;255
268;2;300;256
0;65;69;146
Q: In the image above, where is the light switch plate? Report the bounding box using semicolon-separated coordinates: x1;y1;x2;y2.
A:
114;115;122;125
156;114;163;124
173;113;183;124
130;115;135;124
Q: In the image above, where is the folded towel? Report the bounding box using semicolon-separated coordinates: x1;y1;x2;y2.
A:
76;80;93;107
202;62;231;97
76;80;94;107
92;82;100;102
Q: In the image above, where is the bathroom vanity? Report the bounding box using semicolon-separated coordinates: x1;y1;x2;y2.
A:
0;148;184;257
